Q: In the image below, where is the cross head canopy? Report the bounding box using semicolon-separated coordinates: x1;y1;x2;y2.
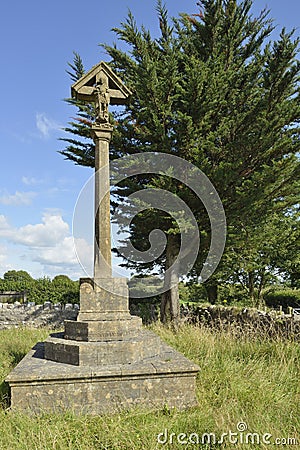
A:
71;61;132;106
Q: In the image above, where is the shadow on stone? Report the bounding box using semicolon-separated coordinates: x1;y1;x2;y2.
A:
31;342;44;359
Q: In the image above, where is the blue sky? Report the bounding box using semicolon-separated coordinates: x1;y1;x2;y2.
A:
0;0;299;280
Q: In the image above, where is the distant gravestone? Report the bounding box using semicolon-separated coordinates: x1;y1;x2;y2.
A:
43;301;52;309
26;302;35;308
6;62;199;414
64;303;73;310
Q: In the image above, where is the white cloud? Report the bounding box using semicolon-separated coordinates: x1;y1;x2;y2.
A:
0;213;92;278
0;213;127;280
0;191;36;206
34;236;92;267
36;112;61;138
0;215;10;230
73;237;93;275
0;245;8;264
0;245;12;277
15;214;70;247
0;215;12;238
34;237;76;265
22;176;43;186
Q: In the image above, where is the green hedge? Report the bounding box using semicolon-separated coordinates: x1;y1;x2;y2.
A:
0;272;79;305
263;289;300;310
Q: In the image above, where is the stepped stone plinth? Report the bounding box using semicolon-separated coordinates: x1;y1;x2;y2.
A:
64;315;142;342
44;330;161;366
6;277;199;414
6;340;199;415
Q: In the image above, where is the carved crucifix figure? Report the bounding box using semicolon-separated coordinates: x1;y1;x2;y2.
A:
71;62;131;279
94;73;110;124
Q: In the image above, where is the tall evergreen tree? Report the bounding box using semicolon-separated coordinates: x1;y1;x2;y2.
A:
60;0;300;320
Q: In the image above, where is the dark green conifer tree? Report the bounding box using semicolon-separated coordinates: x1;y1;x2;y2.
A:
60;0;300;319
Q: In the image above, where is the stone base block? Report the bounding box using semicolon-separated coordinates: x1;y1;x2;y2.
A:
78;278;130;321
64;316;142;342
44;330;161;366
6;341;199;414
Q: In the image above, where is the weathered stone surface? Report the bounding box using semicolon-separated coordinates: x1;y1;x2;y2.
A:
64;316;142;342
5;272;200;414
6;341;199;414
92;126;113;279
44;330;161;366
77;278;130;321
72;62;131;279
71;61;132;106
0;305;78;330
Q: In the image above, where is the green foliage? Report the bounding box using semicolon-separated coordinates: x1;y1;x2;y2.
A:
66;51;85;82
0;328;50;408
0;271;34;298
218;283;252;306
263;288;300;310
128;275;162;301
1;324;300;449
178;282;207;303
0;272;79;305
3;270;33;283
59;52;96;167
60;1;300;311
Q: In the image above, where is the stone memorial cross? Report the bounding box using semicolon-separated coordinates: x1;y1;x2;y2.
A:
5;62;199;415
71;62;132;279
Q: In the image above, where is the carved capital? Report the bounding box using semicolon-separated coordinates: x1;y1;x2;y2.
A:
91;124;113;142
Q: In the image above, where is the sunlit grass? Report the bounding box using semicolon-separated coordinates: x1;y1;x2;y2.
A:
0;324;299;449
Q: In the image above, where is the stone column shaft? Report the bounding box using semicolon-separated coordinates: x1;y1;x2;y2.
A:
91;125;113;279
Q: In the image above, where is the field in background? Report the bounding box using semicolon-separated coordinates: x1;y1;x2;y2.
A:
0;324;299;450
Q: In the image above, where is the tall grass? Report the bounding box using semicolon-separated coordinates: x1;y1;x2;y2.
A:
0;324;299;449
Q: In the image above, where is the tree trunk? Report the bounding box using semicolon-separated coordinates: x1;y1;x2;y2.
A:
204;282;218;304
160;235;180;325
248;270;255;305
257;268;265;306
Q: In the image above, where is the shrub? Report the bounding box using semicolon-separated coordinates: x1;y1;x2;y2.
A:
263;288;300;310
0;273;79;305
218;284;252;306
179;282;207;304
